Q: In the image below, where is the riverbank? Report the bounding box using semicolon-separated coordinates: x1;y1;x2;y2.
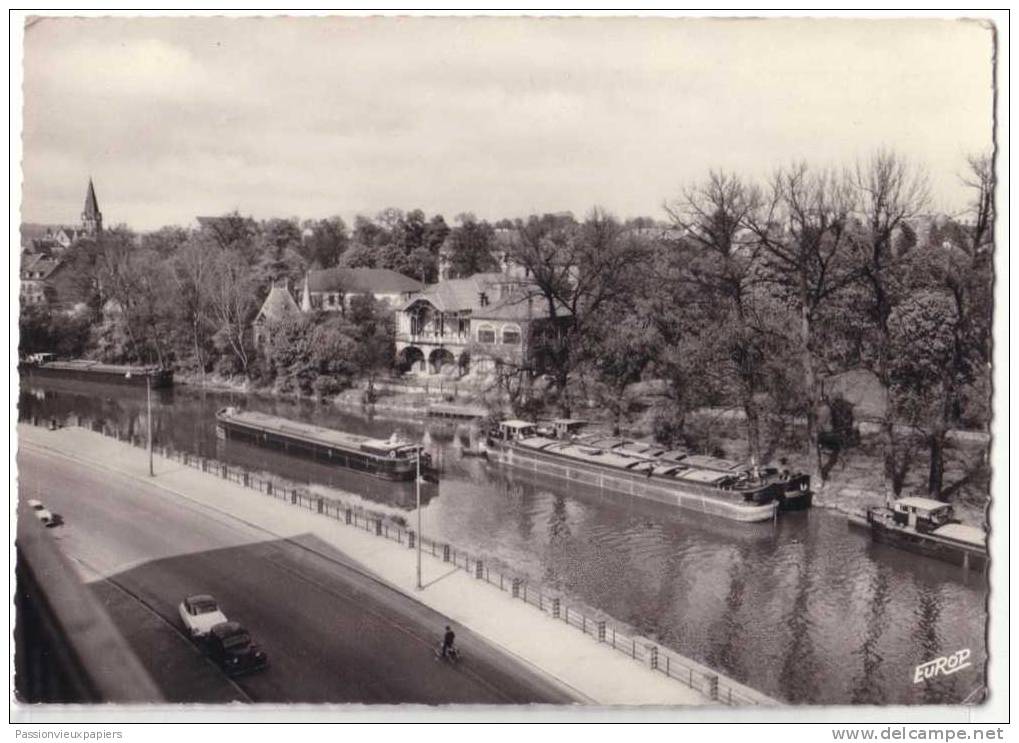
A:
170;371;989;527
17;423;778;707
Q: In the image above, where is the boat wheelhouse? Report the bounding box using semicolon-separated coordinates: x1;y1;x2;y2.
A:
485;419;781;523
850;497;987;572
216;407;435;482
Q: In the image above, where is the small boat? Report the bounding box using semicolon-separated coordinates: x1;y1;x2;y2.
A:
484;420;781;523
215;407;436;482
21;357;174;388
848;497;987;572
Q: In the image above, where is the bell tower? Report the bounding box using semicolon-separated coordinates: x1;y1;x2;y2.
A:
82;178;103;236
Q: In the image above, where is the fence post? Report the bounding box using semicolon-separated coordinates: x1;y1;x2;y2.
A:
291;489;298;505
512;578;521;598
443;544;451;563
597;621;606;642
221;464;228;479
267;481;273;495
317;498;324;514
408;530;416;549
707;674;719;700
375;519;383;536
475;560;483;579
649;646;658;671
243;472;249;487
553;598;561;619
632;639;636;658
345;508;352;524
582;615;586;634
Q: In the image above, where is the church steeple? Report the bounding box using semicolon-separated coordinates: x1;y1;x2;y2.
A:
82;178;102;236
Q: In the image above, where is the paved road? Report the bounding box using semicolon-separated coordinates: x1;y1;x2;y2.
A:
17;444;577;704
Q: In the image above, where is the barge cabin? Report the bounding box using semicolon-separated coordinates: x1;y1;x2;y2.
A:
854;497;987;572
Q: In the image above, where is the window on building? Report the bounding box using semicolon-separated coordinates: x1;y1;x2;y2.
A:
479;292;489;307
458;316;469;336
477;324;496;344
502;325;521;345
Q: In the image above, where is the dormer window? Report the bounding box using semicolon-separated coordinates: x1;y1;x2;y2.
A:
479;292;489;307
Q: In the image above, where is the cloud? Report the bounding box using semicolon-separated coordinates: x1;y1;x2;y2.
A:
19;16;996;230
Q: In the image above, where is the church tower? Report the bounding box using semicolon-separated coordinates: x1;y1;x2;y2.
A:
82;178;103;236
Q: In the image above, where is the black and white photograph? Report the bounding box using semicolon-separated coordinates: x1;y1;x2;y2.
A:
9;10;1007;728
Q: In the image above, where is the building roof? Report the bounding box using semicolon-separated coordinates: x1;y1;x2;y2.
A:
306;267;423;295
401;273;505;313
254;284;301;324
893;496;952;513
20;254;61;280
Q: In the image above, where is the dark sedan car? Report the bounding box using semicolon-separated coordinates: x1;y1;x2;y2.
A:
207;621;269;676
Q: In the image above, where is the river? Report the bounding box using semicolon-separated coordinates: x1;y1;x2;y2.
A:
16;378;989;705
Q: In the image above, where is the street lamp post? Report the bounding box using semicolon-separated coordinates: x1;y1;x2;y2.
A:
416;445;422;590
126;369;154;477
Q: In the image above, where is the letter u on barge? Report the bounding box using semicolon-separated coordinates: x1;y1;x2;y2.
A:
485;421;780;523
215;407;432;481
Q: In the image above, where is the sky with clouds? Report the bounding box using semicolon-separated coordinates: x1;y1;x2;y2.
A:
19;15;995;231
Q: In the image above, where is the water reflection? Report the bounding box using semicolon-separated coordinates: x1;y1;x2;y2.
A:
17;378;988;704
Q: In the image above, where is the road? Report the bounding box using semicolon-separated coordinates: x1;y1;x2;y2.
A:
16;444;577;704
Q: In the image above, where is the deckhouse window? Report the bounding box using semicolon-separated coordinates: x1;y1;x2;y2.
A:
477;324;496;344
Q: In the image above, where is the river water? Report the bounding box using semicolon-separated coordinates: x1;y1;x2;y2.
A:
17;378;989;705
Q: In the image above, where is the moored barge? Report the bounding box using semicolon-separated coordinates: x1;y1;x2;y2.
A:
848;497;987;572
538;420;812;511
21;358;174;388
485;420;780;523
216;407;435;482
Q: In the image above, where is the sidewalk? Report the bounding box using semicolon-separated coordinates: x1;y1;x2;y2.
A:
17;424;775;707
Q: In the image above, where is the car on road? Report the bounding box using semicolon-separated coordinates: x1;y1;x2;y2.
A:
25;498;61;527
178;594;229;639
206;621;269;676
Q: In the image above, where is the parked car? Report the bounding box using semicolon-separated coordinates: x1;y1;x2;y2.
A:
26;498;61;527
178;594;229;639
206;621;268;676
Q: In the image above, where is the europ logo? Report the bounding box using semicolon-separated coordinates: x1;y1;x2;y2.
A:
913;649;971;684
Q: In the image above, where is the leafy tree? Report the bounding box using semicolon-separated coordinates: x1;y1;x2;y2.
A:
347;295;396;402
300;217;349;268
446;213;498;278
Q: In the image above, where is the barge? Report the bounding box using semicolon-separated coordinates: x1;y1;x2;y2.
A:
21;357;174;389
848;497;987;572
484;420;781;523
215;407;435;482
540;420;812;511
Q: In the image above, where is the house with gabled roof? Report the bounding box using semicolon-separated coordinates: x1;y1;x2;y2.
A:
300;267;422;313
396;270;569;376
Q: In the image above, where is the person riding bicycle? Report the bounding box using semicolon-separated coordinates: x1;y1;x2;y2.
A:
441;625;456;659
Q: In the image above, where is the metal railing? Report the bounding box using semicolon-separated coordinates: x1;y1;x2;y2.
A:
38;419;770;706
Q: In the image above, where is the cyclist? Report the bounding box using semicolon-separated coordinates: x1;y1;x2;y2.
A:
440;625;456;660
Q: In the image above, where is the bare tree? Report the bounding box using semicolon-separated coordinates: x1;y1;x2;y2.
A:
851;150;931;498
208;250;259;373
748;164;858;484
664;171;769;464
507;209;651;415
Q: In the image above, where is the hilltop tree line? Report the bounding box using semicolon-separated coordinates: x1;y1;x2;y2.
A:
19;151;993;501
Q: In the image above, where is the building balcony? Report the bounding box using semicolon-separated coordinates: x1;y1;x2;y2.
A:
396;331;471;347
